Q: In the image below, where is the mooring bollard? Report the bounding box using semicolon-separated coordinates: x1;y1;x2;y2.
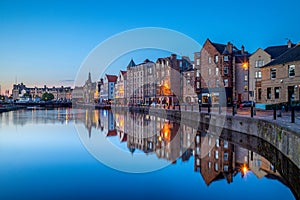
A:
291;106;295;123
273;107;276;120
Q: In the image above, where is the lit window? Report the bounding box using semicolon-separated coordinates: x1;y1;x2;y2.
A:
196;59;200;66
244;74;248;81
216;139;219;147
270;68;276;79
216;68;219;75
255;71;262;78
289;65;295;77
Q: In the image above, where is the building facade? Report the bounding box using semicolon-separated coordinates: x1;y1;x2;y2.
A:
249;40;295;104
261;44;300;105
114;70;127;105
100;74;118;104
195;39;250;106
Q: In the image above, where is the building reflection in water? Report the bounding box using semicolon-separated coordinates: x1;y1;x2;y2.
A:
2;108;299;199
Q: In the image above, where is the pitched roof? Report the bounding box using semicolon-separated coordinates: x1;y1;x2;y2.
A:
127;59;136;68
211;42;227;54
105;74;118;82
264;44;300;67
120;70;127;76
264;44;295;59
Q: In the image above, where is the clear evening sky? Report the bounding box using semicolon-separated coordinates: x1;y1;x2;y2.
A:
1;0;300;94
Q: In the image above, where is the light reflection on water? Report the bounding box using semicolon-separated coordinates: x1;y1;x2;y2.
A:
0;108;298;200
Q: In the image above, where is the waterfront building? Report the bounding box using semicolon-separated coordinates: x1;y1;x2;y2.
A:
114;70;127;105
249;40;295;104
260;43;300;106
195;39;250;106
155;54;193;107
12;82;72;101
126;59;155;106
99;74;118;104
182;62;197;104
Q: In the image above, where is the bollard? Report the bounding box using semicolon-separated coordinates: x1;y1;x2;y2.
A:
251;106;254;118
208;104;211;114
273;107;276;120
291;106;295;123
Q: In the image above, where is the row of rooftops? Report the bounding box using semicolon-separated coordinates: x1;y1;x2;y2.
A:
208;38;300;67
104;39;300;82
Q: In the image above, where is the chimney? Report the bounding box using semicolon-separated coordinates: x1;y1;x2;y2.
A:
227;42;233;54
241;45;245;55
287;39;292;48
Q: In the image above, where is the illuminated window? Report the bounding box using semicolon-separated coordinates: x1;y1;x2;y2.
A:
208;57;212;64
216;68;219;75
215;163;218;171
215;55;219;63
215;150;219;159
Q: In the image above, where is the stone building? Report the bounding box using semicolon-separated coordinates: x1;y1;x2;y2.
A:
114;70;127;105
126;59;155;106
260;44;300;106
195;39;250;106
249;40;295;104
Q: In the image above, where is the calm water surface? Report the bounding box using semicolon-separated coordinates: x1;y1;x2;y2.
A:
0;108;298;200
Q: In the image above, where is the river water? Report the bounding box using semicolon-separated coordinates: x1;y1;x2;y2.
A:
0;108;298;200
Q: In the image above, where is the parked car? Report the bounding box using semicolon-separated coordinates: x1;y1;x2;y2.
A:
240;101;255;107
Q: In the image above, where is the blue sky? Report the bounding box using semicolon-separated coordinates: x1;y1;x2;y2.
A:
1;0;300;94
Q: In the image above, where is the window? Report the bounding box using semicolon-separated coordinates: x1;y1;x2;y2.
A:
196;59;200;66
224;66;228;75
289;65;295;77
208;68;211;75
208;57;212;64
216;139;219;147
215;55;219;63
224;79;228;87
196;82;200;89
216;80;220;87
267;87;272;99
275;87;280;99
258;88;262;100
216;68;219;75
255;71;262;78
215;150;219;159
208;162;211;169
224;140;228;148
224;165;229;172
215;163;218;171
224;56;229;61
224;153;228;161
244;85;248;91
196;70;200;77
255;60;264;68
270;68;276;79
244;74;248;81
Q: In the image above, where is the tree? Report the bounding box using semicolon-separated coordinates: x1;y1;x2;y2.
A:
42;92;54;101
